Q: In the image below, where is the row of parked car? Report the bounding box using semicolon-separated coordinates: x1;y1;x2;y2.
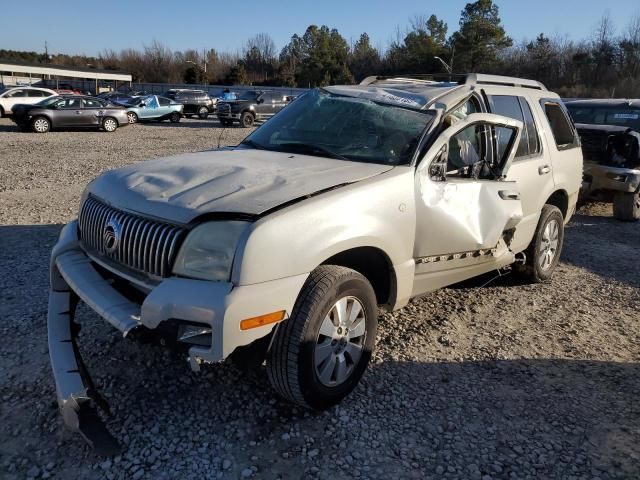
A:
0;86;296;132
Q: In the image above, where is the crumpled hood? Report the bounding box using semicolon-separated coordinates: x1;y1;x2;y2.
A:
88;148;393;224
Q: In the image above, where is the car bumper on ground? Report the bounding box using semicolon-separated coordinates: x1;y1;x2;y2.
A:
48;220;308;453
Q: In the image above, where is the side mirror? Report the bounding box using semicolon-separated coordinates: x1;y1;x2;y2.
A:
257;98;264;104
139;102;146;107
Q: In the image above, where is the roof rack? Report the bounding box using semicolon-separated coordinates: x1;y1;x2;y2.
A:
464;73;547;91
360;73;547;91
360;74;460;86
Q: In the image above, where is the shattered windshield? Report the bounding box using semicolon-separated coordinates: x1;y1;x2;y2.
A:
242;88;435;166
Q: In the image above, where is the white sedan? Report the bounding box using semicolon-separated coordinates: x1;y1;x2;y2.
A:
0;86;57;116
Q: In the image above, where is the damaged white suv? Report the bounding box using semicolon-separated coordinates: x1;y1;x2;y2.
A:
48;74;582;453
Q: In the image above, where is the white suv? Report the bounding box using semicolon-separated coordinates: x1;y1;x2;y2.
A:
0;86;57;116
47;74;582;454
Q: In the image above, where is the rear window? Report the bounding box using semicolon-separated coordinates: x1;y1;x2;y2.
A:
542;101;579;149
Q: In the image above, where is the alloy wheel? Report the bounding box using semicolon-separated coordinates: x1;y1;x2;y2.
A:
103;118;117;132
538;219;559;271
127;112;137;124
314;296;366;387
33;118;49;133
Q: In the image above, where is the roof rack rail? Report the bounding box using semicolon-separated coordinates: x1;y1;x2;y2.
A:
463;73;547;91
360;73;547;91
360;74;461;86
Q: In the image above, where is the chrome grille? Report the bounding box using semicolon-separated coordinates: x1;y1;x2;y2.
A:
78;196;186;278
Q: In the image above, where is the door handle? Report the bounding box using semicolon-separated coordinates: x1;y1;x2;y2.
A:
538;165;551;175
499;190;521;201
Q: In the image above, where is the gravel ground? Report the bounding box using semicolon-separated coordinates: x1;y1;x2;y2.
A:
0;117;638;479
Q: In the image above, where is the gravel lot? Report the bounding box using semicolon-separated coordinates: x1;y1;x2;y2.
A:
0;117;638;479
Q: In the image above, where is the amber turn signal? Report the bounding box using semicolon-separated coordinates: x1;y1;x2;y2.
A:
240;310;286;330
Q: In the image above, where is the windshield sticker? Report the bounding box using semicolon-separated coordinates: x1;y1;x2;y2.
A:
613;113;639;120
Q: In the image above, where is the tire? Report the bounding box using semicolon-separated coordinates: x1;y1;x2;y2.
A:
102;116;118;132
197;106;209;119
169;112;181;123
127;111;138;124
516;205;565;283
31;116;51;133
613;191;640;221
240;111;254;128
267;265;378;410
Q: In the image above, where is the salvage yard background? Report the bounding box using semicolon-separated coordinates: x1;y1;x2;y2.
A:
0;117;638;479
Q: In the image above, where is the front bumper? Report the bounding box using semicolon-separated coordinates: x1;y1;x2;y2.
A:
217;112;241;120
48;220;307;453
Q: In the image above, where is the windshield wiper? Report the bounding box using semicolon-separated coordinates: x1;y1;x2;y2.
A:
276;142;350;161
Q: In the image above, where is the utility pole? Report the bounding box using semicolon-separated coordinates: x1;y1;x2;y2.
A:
45;41;48;60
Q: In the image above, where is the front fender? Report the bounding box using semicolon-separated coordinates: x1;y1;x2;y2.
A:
232;167;416;299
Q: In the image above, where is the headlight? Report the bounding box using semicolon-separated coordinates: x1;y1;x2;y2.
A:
173;221;249;281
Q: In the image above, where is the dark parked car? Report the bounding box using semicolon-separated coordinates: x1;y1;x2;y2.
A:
11;95;129;133
165;89;215;119
217;90;289;127
566;99;640;221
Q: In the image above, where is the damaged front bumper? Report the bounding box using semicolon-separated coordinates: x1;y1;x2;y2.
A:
48;221;307;454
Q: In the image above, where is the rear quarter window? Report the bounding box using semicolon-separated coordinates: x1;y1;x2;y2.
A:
541;100;579;150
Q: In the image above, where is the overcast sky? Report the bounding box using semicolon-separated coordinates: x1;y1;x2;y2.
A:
1;0;638;57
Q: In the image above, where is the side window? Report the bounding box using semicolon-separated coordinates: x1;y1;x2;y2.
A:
449;97;480;121
43;91;55;97
82;98;102;108
542;101;579;149
27;90;44;97
519;98;541;156
489;95;528;158
63;98;82;109
7;89;26;98
158;97;170;106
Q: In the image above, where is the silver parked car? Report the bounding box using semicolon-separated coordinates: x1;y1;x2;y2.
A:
47;74;582;453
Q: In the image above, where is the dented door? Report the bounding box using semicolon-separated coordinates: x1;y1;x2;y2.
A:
413;113;524;272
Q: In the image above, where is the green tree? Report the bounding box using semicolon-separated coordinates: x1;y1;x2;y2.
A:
384;14;449;75
280;25;353;87
450;0;512;71
224;63;250;85
349;33;381;82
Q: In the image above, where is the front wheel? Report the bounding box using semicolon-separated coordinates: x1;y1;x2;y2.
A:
240;111;254;128
267;265;377;410
32;116;51;133
127;111;138;124
516;204;565;283
613;191;640;221
197;107;209;119
169;112;181;123
102;117;118;132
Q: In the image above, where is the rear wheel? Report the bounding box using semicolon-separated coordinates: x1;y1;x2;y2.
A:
515;205;564;283
31;116;51;133
127;111;138;124
240;111;254;128
613;191;640;221
169;112;181;123
197;106;209;119
266;265;377;410
102;117;118;132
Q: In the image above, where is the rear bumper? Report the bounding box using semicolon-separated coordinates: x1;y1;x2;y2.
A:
582;164;640;194
48;220;307;452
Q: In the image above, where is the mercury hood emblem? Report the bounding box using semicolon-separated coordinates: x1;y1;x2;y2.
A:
103;217;122;254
